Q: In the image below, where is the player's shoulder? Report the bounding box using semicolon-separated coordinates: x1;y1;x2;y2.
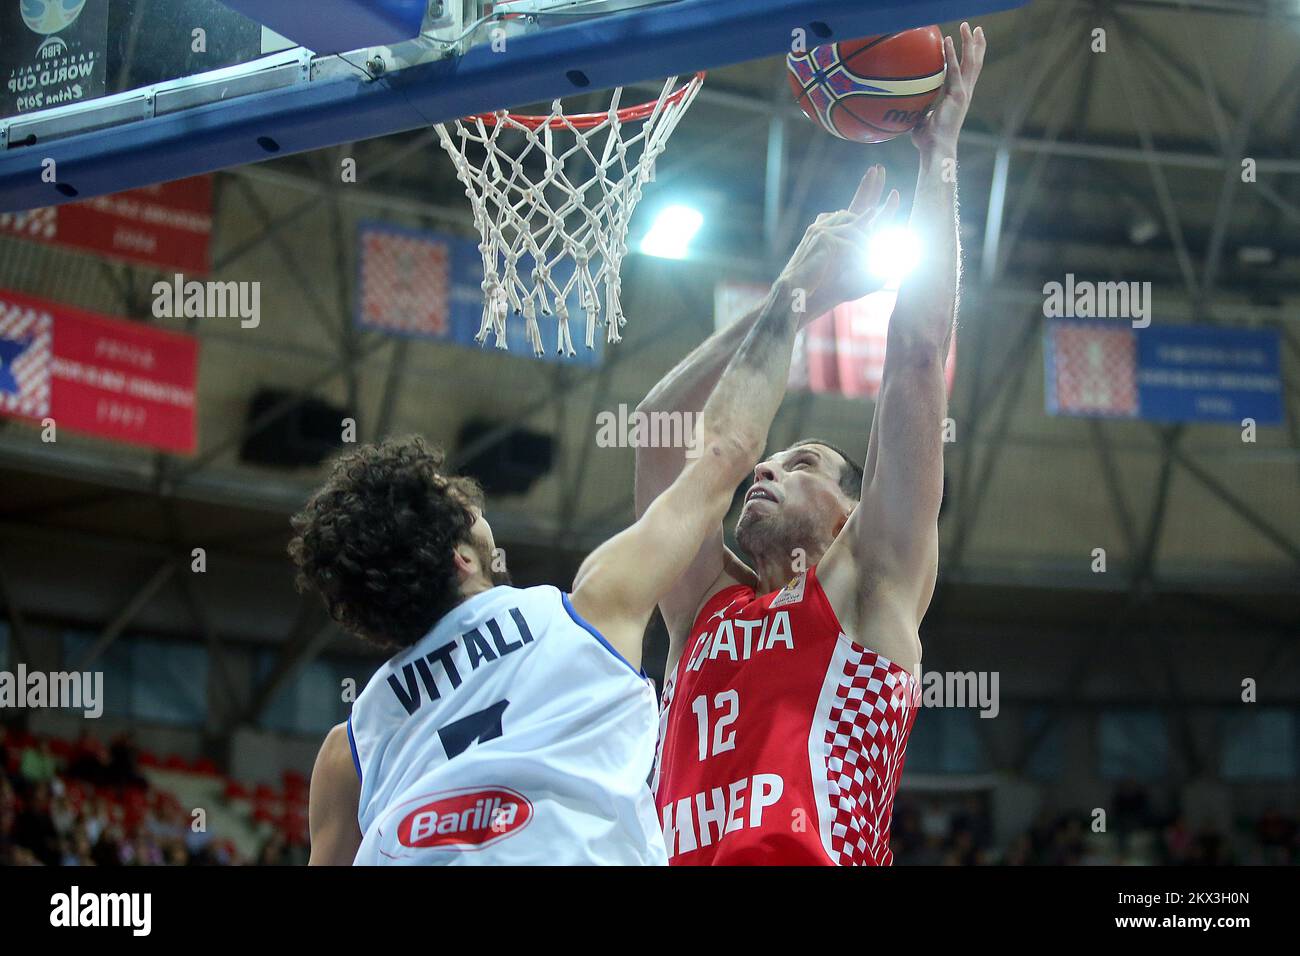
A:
313;722;357;787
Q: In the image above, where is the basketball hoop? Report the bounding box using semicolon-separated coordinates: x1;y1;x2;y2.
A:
435;72;705;356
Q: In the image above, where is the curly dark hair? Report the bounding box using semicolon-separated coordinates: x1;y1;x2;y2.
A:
288;436;484;650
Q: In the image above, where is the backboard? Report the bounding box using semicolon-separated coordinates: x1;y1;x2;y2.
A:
0;0;1026;213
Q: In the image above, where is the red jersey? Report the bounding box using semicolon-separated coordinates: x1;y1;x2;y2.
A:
651;566;919;866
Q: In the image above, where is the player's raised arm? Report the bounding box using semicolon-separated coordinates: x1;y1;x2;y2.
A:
633;166;895;645
573;287;797;666
820;23;986;675
571;191;895;667
633;167;892;524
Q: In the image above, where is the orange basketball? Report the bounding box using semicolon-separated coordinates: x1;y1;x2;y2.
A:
787;26;947;143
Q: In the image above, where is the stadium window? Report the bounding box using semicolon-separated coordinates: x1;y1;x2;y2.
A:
1022;707;1065;780
59;632;207;725
62;631;134;718
257;653;350;736
129;639;208;725
905;708;989;775
1220;708;1296;781
1098;709;1168;780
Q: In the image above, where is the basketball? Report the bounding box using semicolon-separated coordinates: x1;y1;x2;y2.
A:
787;27;947;143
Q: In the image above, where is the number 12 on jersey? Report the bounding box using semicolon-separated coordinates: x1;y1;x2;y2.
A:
690;690;738;761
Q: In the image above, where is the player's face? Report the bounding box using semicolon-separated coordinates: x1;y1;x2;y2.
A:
735;443;853;559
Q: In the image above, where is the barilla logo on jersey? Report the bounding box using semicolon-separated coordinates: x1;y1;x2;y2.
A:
397;787;533;850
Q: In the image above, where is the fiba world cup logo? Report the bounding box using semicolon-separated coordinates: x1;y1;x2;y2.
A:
20;0;86;35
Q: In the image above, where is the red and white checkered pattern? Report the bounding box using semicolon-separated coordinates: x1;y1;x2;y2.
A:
0;207;58;241
1050;321;1138;417
358;229;451;337
818;646;919;866
0;297;53;419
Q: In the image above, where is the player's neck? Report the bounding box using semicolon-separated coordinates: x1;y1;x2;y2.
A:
752;545;826;595
456;576;498;604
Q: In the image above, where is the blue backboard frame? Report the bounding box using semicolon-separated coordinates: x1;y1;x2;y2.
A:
0;0;1026;212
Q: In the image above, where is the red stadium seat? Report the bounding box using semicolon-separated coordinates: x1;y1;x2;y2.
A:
192;756;219;776
224;780;250;801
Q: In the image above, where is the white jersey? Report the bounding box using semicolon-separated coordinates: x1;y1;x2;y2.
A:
348;584;667;865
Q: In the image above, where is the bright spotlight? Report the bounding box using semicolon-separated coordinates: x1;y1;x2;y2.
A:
640;205;704;260
866;226;923;289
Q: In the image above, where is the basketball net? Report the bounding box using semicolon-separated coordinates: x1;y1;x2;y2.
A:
434;73;704;355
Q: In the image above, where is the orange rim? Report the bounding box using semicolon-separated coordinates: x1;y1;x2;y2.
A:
466;72;706;130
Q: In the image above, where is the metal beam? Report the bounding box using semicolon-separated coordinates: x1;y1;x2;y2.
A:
1197;13;1272;304
1110;13;1201;300
1170;446;1300;569
72;562;178;671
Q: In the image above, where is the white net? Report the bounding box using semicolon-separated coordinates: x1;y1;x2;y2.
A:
434;73;704;355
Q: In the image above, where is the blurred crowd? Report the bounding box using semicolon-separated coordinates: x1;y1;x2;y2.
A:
0;724;300;866
5;724;1296;866
893;781;1300;865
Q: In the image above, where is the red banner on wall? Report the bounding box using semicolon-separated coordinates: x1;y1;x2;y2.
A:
803;291;956;399
0;176;213;274
0;290;199;454
714;282;956;399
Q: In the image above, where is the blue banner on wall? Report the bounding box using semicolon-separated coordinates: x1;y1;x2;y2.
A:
1045;319;1283;425
355;221;601;367
1136;324;1283;425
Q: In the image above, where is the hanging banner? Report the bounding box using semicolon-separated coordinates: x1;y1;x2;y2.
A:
1;0;108;117
356;221;602;367
0;176;214;274
0;289;199;453
1045;319;1283;425
714;280;956;399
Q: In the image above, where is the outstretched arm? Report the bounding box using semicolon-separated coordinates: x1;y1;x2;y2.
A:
570;185;898;668
820;23;987;677
572;281;800;667
632;166;896;643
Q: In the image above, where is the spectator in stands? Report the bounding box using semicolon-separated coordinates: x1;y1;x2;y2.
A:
19;738;57;789
66;732;112;786
1163;814;1194;865
49;791;76;838
59;831;94;867
108;733;148;789
1112;777;1151;852
12;781;60;866
1255;806;1296;865
256;832;289;866
0;773;18;865
1001;833;1032;866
